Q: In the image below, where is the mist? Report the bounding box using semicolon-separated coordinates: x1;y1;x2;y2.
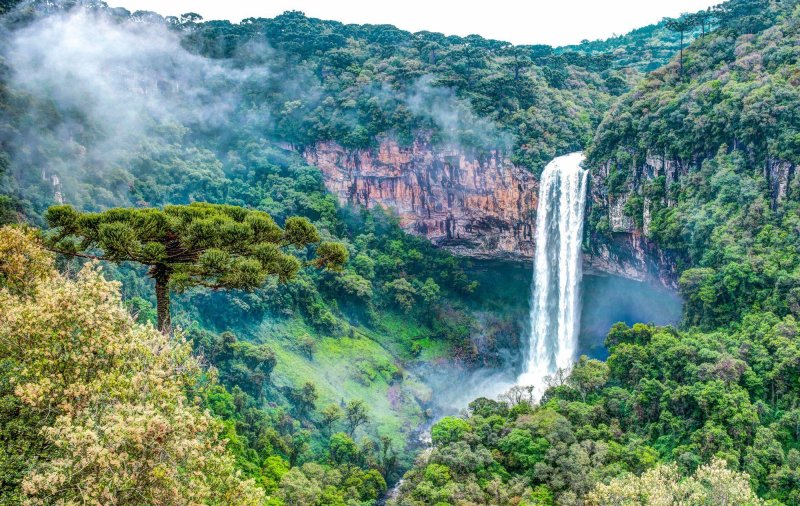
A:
579;274;683;356
0;1;528;431
4;2;508;216
419;262;683;414
406;75;512;150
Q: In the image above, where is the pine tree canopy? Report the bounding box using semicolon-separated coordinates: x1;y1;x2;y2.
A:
44;202;347;330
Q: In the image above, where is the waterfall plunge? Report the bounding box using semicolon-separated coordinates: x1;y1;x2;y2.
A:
518;152;588;397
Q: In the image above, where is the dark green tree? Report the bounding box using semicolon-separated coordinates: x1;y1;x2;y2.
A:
44;202;346;332
714;0;770;34
692;9;714;38
328;432;360;469
666;14;697;75
344;399;370;437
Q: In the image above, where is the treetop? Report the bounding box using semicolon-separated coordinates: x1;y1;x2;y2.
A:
44;202;345;291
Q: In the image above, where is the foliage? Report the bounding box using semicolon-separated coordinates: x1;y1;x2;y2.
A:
586;458;762;505
587;0;800;329
45;202;340;331
6;1;798;504
173;10;668;175
0;226;54;296
0;226;264;505
393;317;800;505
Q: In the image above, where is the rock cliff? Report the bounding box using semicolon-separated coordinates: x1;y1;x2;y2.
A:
586;152;800;288
304;137;680;286
766;158;797;209
304;138;538;260
584;154;689;287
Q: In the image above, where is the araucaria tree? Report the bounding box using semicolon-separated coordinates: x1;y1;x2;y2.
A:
45;202;347;332
666;14;697;75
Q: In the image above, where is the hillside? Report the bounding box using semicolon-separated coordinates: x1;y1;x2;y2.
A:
561;17;706;72
587;0;800;328
4;0;799;505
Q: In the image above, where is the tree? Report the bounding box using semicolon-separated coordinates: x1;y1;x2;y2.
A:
345;399;370;437
586;458;762;505
500;385;537;406
328;432;360;468
431;416;471;446
178;11;203;26
568;355;610;401
320;404;343;436
0;226;55;296
376;435;398;479
419;277;440;304
291;381;318;418
384;277;417;313
299;333;317;359
497;428;549;472
44;203;346;332
666;14;697;76
714;0;770;34
693;9;714;38
0;226;263;504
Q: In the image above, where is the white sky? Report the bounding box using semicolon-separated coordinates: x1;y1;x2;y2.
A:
107;0;719;46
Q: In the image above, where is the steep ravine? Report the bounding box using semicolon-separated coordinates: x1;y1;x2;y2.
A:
304;137;678;285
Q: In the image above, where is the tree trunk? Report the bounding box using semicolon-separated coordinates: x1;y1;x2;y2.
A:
154;265;171;334
680;32;684;75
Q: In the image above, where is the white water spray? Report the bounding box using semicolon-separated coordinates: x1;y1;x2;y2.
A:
518;152;588;397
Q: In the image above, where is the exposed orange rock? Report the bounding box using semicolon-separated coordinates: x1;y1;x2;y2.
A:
304;137;538;260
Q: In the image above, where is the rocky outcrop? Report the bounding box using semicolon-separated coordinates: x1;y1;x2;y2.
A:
304;138;538;260
766;158;797;209
586;154;689;288
586;150;800;287
584;232;678;288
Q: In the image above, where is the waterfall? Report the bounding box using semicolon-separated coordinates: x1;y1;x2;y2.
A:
518;152;588;397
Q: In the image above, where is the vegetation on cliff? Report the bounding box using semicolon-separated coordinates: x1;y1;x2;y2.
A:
588;0;800;328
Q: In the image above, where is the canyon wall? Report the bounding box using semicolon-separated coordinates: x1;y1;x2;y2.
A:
304;138;538;260
304;137;678;285
585;154;688;288
587;153;800;288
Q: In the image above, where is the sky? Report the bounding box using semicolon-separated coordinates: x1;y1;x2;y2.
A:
107;0;719;46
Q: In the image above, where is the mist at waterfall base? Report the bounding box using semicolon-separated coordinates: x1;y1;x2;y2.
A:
579;275;682;359
422;269;682;412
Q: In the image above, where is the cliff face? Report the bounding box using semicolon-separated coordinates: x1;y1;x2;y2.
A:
585;155;690;288
586;153;800;288
766;158;797;209
304;138;538;260
304;137;680;285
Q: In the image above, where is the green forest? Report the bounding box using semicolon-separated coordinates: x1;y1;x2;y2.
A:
1;0;800;504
